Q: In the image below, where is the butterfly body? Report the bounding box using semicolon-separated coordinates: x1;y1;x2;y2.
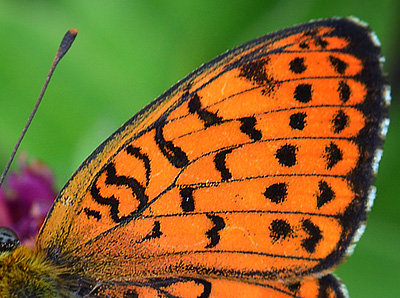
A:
0;17;389;297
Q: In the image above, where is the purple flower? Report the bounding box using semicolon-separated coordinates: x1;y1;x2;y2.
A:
0;154;57;247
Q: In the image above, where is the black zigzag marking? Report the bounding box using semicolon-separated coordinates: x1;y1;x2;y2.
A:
90;162;148;223
205;214;226;249
155;122;189;168
188;93;223;127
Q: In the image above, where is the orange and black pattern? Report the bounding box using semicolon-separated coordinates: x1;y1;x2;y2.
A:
32;18;389;297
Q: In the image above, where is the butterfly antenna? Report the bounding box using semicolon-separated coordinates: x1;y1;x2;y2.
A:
0;29;78;188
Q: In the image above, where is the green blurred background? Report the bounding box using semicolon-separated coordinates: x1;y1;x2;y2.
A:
0;1;398;297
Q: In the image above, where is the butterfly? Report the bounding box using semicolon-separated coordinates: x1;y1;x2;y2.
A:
0;17;390;297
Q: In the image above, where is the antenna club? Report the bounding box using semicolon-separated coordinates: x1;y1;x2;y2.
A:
57;28;78;60
68;28;79;36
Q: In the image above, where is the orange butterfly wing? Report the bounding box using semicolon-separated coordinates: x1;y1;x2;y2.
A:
36;18;388;297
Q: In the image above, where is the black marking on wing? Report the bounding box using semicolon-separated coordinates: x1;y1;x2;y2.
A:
314;36;329;48
188;93;223;127
318;275;346;298
338;80;351;102
238;57;276;95
180;187;195;212
316;180;335;208
141;221;162;242
263;183;288;204
289;57;307;74
294;84;312;103
155;122;189;168
149;278;212;298
275;144;298;167
323;142;343;169
214;149;233;182
126;145;151;187
239;57;270;85
329;55;348;74
83;208;101;220
332;110;349;133
90;162;148;223
239;116;262;141
269;219;294;243
286;281;301;295
289;112;307;130
301;219;323;253
205;214;226;249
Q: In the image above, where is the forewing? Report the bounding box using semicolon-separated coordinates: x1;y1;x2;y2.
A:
36;17;388;288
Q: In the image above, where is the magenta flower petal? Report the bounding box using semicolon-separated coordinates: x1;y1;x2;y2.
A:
0;154;57;246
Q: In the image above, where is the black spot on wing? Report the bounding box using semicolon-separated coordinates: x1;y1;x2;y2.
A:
275;144;298;167
180;187;195;212
269;219;293;243
289;57;307;74
205;214;226;249
289;112;307;130
263;183;288;204
294;84;312;103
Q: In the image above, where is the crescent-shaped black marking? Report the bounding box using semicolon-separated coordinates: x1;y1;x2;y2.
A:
205;214;226;249
188;93;223;127
214;149;233;182
301;219;323;253
155;121;189;168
